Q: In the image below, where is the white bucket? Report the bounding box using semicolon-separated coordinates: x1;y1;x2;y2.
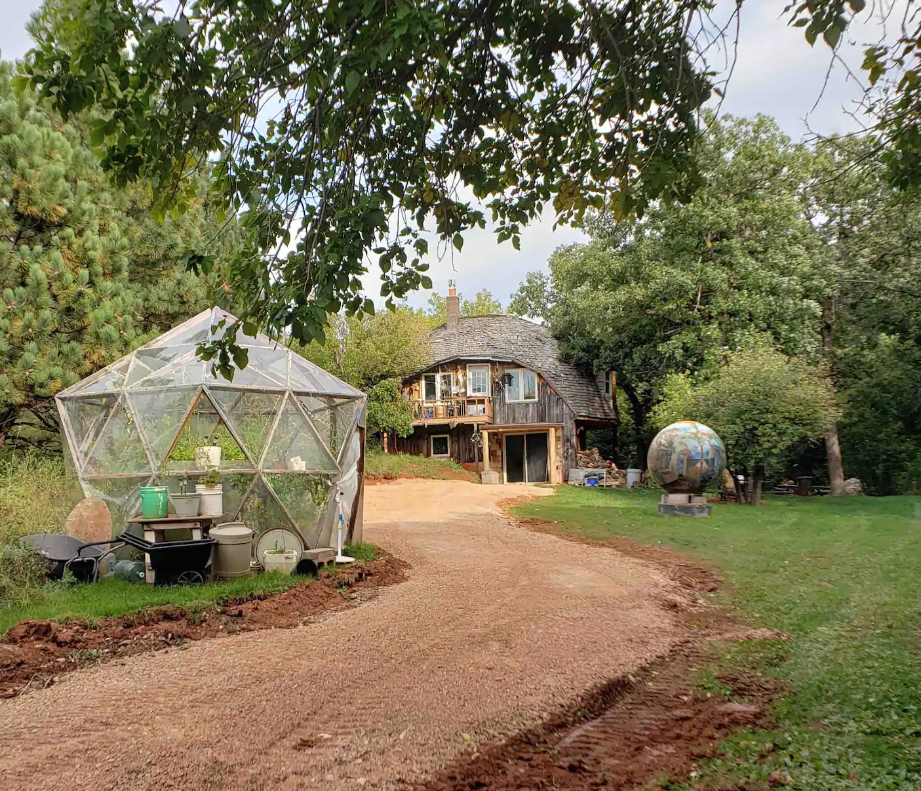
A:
263;549;299;575
626;469;643;489
170;492;201;518
195;446;222;468
195;484;224;516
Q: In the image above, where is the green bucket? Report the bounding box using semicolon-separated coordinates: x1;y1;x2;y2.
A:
139;486;169;519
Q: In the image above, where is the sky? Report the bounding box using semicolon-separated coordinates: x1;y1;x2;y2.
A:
0;0;896;311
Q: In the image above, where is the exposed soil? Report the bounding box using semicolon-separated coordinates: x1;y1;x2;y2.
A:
365;467;476;483
411;637;780;791
0;552;408;699
499;496;723;594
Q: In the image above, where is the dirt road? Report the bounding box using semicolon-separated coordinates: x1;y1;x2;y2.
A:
0;480;687;791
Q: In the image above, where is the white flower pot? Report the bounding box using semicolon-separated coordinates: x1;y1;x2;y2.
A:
195;446;222;468
195;484;223;517
262;549;299;575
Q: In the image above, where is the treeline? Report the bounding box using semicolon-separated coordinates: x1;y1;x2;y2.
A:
509;114;921;495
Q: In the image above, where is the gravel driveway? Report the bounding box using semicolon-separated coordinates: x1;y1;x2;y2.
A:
0;480;686;791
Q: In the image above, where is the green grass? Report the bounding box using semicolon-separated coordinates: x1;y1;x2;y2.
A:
344;542;376;562
512;488;921;790
0;572;303;634
365;450;477;481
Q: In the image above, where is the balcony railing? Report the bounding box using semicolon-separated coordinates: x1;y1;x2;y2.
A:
411;396;493;424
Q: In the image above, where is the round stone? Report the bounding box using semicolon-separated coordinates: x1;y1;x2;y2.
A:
647;421;726;494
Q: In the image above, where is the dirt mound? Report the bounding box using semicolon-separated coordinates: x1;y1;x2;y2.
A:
412;637;774;791
0;552;408;699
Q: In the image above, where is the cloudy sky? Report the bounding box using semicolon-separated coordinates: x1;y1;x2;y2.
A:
0;1;891;310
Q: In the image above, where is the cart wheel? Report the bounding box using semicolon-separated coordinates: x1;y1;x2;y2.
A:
177;570;205;585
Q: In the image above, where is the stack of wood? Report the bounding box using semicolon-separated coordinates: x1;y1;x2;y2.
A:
576;447;609;469
576;447;627;487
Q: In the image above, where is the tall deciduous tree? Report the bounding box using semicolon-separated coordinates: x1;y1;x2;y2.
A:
511;115;822;464
296;306;432;437
0;61;237;448
652;345;838;505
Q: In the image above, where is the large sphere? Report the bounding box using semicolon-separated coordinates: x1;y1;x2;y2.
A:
647;421;726;494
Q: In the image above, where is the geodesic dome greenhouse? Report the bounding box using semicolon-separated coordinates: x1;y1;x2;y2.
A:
54;308;366;548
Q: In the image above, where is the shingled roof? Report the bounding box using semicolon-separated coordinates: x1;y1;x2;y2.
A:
421;315;615;421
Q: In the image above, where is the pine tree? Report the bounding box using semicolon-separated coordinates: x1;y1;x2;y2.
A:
0;62;237;448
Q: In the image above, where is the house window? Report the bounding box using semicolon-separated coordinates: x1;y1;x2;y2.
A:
604;373;611;395
431;434;451;457
505;368;538;402
467;364;490;396
423;372;454;401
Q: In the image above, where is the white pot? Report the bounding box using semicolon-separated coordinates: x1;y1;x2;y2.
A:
262;549;299;575
195;446;222;468
288;456;306;471
195;484;224;517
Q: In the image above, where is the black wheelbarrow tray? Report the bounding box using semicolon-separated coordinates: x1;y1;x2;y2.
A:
19;534;125;582
118;532;215;586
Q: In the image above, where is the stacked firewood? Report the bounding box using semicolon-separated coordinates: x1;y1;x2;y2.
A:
576;448;627;487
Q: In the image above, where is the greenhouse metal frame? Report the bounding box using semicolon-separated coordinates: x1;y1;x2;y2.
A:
54;308;366;548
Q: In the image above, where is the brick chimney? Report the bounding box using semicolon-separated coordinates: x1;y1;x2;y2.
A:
446;280;460;331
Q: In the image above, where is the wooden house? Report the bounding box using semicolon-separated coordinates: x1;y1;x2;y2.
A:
393;286;617;483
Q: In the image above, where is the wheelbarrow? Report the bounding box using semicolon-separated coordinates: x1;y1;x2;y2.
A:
19;534;125;583
118;532;215;585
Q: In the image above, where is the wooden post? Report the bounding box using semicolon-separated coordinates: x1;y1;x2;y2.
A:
482;430;490;472
547;428;558;483
383;432;388;453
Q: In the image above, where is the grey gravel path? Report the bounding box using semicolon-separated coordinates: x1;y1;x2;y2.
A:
0;480;686;790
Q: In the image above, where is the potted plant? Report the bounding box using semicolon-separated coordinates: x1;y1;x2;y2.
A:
195;469;223;517
262;541;299;575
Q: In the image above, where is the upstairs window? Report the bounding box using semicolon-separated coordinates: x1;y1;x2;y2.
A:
505;368;538;402
467;364;490;396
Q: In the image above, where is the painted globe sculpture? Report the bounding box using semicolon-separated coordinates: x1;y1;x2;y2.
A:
647;421;726;494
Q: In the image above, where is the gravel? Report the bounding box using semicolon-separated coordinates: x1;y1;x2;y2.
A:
0;480;685;791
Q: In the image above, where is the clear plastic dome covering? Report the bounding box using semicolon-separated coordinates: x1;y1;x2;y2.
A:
54;308;366;548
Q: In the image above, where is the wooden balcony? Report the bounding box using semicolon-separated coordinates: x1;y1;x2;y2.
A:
411;397;493;426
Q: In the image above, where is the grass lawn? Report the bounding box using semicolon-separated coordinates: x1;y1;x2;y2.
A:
511;488;921;790
0;543;377;634
365;450;477;481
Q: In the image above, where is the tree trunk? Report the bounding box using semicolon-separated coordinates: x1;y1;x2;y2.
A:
750;464;764;506
622;382;649;469
728;467;745;504
825;425;845;495
821;301;846;495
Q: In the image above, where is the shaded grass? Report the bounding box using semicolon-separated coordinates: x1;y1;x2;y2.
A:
511;488;921;790
365;450;477;481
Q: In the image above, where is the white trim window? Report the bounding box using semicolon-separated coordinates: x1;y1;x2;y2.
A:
466;364;490;396
423;372;454;401
430;434;451;457
505;368;538;402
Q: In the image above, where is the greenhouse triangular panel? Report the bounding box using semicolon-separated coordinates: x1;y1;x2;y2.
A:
62;357;130;396
83;396;152;477
62;394;119;470
208;389;282;464
163;390;254;473
298;396;361;461
239;477;298;538
263;395;338;473
289;355;362;397
127;388;200;469
265;473;331;537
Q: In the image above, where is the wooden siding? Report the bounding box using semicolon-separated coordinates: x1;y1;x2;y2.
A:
401;359;582;480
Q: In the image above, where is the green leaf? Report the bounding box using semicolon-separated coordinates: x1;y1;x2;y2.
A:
824;25;841;49
230;345;249;371
452;233;463;252
345;71;360;95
